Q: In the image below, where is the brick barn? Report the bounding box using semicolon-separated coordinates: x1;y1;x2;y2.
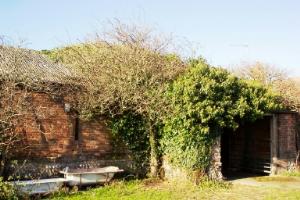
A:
1;46;299;180
0;46;131;179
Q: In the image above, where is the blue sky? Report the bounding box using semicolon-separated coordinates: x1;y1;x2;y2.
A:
1;0;300;76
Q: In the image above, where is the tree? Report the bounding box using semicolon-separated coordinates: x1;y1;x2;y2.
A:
233;62;300;110
233;61;286;85
44;21;186;177
0;80;28;176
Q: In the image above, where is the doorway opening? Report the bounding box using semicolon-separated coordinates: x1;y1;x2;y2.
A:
221;116;272;179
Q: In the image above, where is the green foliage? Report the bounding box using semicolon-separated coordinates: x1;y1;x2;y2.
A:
0;178;19;200
162;60;281;171
109;112;149;176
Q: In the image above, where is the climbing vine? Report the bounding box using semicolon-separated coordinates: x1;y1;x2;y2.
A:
109;112;149;177
161;59;281;172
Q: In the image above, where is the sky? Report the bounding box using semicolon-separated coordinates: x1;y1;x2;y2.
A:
1;0;300;76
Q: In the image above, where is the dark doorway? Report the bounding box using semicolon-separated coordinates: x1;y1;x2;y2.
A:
221;116;272;178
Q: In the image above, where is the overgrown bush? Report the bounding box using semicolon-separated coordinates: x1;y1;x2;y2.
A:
162;59;281;172
197;176;231;190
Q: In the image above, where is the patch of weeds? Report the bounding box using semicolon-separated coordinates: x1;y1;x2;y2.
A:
142;178;163;188
0;178;23;200
197;177;231;190
281;171;300;177
254;176;298;182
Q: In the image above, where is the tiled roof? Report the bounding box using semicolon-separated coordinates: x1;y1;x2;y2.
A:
0;45;76;83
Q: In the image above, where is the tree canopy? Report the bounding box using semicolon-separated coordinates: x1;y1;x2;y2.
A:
233;62;300;111
44;42;185;120
42;22;186;177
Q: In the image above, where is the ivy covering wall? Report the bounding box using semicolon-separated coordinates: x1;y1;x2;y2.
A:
109;112;149;177
161;60;281;172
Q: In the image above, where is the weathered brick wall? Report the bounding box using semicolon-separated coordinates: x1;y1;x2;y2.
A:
10;91;132;178
277;113;298;160
275;112;299;171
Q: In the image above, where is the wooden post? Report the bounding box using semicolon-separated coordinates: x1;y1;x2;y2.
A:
270;114;278;175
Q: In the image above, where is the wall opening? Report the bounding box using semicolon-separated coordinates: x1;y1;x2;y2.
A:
74;117;80;141
221;116;272;179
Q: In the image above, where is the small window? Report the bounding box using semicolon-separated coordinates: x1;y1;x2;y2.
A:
74;117;80;141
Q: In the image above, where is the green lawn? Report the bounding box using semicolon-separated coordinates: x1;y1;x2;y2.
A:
49;178;300;200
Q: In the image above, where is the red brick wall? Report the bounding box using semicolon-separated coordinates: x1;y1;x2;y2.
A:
277;113;298;160
16;92;128;160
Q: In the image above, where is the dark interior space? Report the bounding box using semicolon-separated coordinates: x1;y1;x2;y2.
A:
221;116;272;179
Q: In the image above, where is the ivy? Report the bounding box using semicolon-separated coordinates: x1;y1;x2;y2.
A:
109;112;149;177
161;60;281;172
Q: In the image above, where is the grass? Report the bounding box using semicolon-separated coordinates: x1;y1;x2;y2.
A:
48;178;300;200
282;171;300;177
253;176;298;182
